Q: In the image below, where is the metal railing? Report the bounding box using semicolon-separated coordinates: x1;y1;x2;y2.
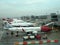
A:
14;39;59;45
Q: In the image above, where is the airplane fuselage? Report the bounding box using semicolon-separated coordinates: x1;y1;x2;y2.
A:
8;27;41;32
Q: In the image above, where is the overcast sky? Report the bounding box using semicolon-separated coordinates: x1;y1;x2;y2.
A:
0;0;60;18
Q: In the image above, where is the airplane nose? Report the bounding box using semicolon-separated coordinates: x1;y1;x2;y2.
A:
41;26;52;32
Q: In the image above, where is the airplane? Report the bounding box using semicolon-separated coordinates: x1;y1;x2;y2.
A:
9;19;34;27
2;18;35;29
6;22;54;33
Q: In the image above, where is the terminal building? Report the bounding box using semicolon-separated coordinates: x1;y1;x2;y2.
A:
47;13;60;28
47;13;58;21
47;13;60;24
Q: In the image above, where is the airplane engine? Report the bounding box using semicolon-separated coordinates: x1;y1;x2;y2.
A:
41;26;52;32
2;18;6;20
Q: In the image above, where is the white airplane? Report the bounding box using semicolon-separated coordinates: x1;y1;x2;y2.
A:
2;18;35;29
7;22;54;33
10;19;34;27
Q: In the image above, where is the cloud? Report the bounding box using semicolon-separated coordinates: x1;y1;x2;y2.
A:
25;0;48;5
0;0;60;17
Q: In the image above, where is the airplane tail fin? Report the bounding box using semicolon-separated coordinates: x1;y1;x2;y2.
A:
44;22;54;26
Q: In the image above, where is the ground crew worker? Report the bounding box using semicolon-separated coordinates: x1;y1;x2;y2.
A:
35;34;41;40
16;31;19;37
6;32;9;37
11;31;14;37
6;32;9;35
43;34;48;39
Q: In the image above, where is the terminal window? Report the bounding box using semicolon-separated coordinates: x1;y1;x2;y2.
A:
51;15;57;18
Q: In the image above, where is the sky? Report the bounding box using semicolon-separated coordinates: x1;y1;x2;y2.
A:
0;0;60;18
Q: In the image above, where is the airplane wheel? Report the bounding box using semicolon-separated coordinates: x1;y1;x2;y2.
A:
16;35;18;37
23;38;26;41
